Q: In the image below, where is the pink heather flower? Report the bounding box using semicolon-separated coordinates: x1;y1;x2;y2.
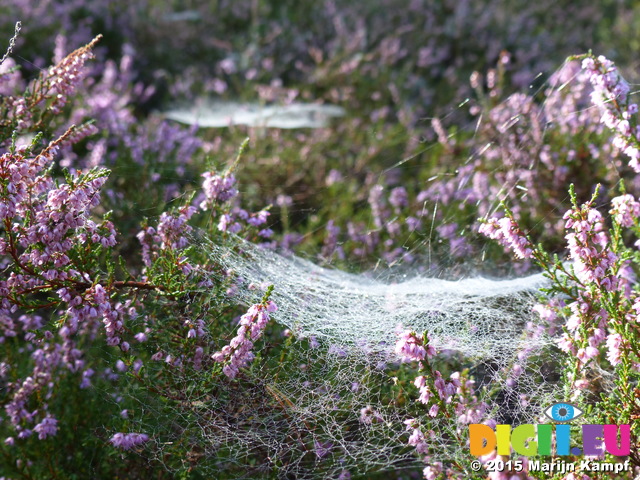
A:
337;470;351;480
583;55;640;172
359;405;383;425
566;296;592;332
564;203;618;289
511;364;523;377
395;330;435;362
42;37;99;114
423;462;443;480
80;368;95;389
33;416;58;440
109;432;150;450
389;186;409;209
457;404;487;425
138;205;196;268
577;345;600;364
217;213;232;232
326;169;343;186
532;303;558;328
212;300;276;379
606;333;623;366
265;300;277;313
314;440;333;459
433;372;447;398
134;332;147;342
413;375;434;404
200;172;237;209
368;185;388;228
479;216;533;259
151;351;164;362
157;206;197;250
557;333;576;354
582;55;630;105
247;210;270;226
610;194;640;227
406;425;429;454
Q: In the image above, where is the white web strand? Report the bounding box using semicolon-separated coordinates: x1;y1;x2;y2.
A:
208;235;554;359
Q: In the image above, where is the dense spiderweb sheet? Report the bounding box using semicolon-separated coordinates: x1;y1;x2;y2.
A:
137;235;564;479
208;235;554;359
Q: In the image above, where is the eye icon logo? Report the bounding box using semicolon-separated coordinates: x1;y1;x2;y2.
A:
544;402;583;422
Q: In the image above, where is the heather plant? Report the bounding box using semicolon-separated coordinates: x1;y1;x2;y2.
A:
478;53;640;479
0;33;286;479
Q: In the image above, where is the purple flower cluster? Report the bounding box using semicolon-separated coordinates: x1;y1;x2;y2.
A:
606;333;623;366
109;432;150;450
479;215;533;259
137;205;197;272
33;415;58;440
0;137;123;341
217;207;271;236
200;172;238;207
416;58;617;267
358;405;383;425
0;142;116;283
422;462;443;480
0;55;24;96
33;37;101;115
196;169;272;239
321;220;345;262
4;344;64;441
436;222;472;258
0;38;171;451
396;329;488;474
394;330;435;362
451;373;487;425
582;55;640;171
317;178;437;265
543;60;602;136
563;202;617;289
211;300;277;379
610;194;640;228
403;418;430;454
558;294;606;367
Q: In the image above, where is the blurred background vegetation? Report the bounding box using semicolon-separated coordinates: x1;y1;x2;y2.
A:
1;0;635;273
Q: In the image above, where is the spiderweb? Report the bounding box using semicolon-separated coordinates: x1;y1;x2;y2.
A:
126;229;565;479
127;232;561;479
126;59;617;479
210;234;550;358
